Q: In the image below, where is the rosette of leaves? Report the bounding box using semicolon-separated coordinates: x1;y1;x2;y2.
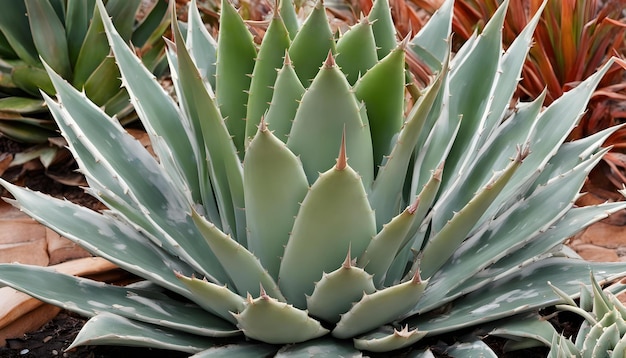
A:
0;0;170;143
1;0;626;355
548;275;626;357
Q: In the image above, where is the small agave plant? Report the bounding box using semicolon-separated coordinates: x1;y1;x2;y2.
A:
1;0;626;355
548;275;626;358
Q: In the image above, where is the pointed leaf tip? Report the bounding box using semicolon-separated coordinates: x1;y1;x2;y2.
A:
411;268;422;284
324;50;336;69
283;50;292;66
259;116;268;132
259;284;269;299
336;129;348;170
516;143;531;162
342;244;355;269
408;196;420;214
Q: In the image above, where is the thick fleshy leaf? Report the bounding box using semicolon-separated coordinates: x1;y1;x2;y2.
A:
353;326;427;352
287;53;373;187
172;15;245;242
369;58;447;228
24;0;71;79
264;52;305;142
409;0;452;70
175;273;245;325
43;61;228;284
279;144;376;308
244;14;291;142
335;18;378;85
97;0;202;206
367;0;396;59
406;258;626;335
244;121;308;279
67;313;216;353
332;272;428;338
191;343;278;358
275;337;363;357
288;1;335;86
358;199;421;287
234;290;329;344
0;180;195;297
446;337;498;357
185;0;217;88
439;0;507;189
307;252;376;323
192;211;284;301
0;0;38;65
488;315;557;352
420;147;527;278
215;0;256;155
355;44;405;172
0;264;239;337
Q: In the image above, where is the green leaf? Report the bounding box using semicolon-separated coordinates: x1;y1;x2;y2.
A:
335;18;378;85
407;258;626;336
307;253;376;323
279;144;376;308
287;53;373;187
98;0;202;208
332;273;428;338
192;211;285;301
264;53;305;142
409;0;452;70
354;44;405;171
288;1;335;86
192;343;278;358
244;121;308;279
83;56;123;107
0;0;38;66
0;179;197;298
275;338;362;357
0;264;239;337
43;64;229;284
72;3;110;88
176;273;245;324
353;326;427;353
215;0;256;156
234;291;329;344
185;0;217;88
358;200;421;287
369;57;447;228
245;13;291;142
65;0;95;68
367;0;396;59
446;337;498;357
278;0;298;40
11;64;55;96
420;147;526;278
172;15;245;242
68;313;216;353
0;97;46;114
439;0;507;190
25;0;72;79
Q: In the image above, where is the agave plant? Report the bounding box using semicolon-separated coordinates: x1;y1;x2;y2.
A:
441;0;626;190
1;0;626;355
548;275;626;357
0;0;170;143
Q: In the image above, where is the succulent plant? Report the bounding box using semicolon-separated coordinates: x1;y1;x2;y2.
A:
1;0;626;355
548;274;626;357
0;0;170;143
